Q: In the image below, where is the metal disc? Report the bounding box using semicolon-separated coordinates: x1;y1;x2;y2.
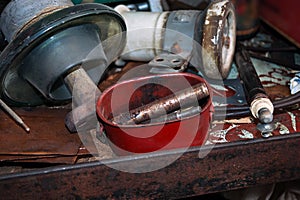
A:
201;0;236;79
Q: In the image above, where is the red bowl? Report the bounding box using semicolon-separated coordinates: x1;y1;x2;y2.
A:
96;73;213;155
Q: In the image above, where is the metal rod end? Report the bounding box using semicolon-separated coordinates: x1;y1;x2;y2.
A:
22;123;30;133
258;108;273;124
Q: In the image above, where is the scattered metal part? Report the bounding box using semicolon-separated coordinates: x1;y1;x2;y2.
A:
209;124;239;143
0;99;30;133
210;78;246;106
290;73;300;95
235;43;274;124
287;111;297;131
257;122;276;138
112;82;209;125
238;129;254;139
261;131;273;138
149;54;187;73
250;97;273;124
276;122;290;135
258;108;273;124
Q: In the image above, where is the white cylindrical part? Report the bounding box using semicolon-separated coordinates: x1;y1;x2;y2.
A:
115;5;169;61
0;0;73;42
250;97;274;120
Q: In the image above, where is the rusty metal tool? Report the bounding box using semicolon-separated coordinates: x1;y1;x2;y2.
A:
112;82;209;125
141;106;202;124
0;99;30;133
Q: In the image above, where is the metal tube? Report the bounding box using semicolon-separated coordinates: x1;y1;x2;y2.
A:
112;83;209;125
64;67;100;107
64;67;101;132
142;106;202;124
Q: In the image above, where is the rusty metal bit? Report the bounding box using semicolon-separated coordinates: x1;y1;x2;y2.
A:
141;106;202;124
112;83;209;125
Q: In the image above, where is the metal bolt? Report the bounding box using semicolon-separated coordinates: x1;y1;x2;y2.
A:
257;122;276;138
258;108;273;124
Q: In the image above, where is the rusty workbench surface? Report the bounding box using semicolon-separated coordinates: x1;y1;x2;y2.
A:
0;124;299;199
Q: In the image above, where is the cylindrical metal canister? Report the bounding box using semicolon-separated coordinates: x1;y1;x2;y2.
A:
115;0;236;79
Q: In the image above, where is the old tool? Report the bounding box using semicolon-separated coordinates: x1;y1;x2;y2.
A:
234;43;275;137
115;0;236;79
0;0;126;131
143;106;202;124
112;82;209;125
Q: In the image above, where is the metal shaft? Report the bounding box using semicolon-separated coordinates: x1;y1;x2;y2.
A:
64;67;100;106
141;106;202;124
112;83;209;125
64;67;101;132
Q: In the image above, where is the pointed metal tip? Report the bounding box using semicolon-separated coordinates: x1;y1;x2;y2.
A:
22;123;30;133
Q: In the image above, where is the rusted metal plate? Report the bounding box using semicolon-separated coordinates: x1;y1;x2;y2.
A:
0;133;299;199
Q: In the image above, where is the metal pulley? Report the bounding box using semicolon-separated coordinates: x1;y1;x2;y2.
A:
115;0;236;79
0;0;126;106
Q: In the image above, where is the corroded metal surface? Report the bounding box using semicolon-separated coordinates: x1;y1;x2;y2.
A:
202;0;236;79
112;82;209;125
0;134;299;199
